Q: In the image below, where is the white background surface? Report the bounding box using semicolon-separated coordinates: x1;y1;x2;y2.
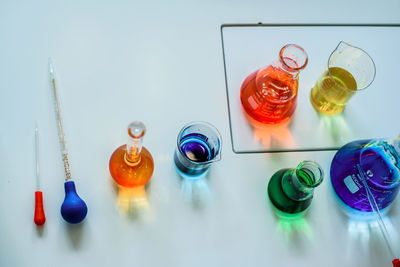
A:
1;1;400;267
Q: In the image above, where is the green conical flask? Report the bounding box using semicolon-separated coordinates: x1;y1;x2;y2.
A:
267;161;324;217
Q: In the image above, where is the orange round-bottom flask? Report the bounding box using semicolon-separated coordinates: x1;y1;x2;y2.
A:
109;121;154;187
109;145;154;187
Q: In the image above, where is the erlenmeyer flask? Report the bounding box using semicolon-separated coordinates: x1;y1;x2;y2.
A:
267;161;324;217
240;44;308;124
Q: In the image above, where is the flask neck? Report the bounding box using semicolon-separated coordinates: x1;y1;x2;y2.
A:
276;60;300;77
124;121;146;167
278;44;308;76
125;137;142;166
281;161;324;201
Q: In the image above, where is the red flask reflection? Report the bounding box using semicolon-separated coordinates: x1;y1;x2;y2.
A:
240;44;308;124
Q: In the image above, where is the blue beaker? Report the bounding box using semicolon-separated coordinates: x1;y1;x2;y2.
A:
174;122;222;178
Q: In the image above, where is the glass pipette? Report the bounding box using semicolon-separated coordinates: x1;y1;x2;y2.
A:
49;58;88;224
34;125;46;226
357;164;400;267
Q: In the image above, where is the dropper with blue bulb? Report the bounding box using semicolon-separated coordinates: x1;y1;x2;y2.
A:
61;180;87;224
49;58;88;224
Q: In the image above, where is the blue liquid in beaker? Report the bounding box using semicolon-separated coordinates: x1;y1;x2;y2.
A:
174;133;213;177
174;122;221;178
180;134;211;162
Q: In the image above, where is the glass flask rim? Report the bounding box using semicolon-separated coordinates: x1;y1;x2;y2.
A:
295;160;324;188
279;44;308;72
327;41;376;92
358;142;400;189
176;121;222;165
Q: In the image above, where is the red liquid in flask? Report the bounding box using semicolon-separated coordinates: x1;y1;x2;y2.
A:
240;45;308;124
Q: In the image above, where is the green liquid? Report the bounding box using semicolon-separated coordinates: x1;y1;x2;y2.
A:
297;168;316;186
267;169;312;215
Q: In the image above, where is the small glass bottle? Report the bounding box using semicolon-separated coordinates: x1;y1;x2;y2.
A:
240;44;308;124
109;121;154;187
267;161;323;216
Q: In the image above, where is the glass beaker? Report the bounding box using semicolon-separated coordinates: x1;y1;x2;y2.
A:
330;136;400;213
240;44;308;124
267;161;324;217
174;122;222;178
310;41;376;115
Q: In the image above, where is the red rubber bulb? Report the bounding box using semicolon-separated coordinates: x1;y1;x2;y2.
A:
393;259;400;267
34;191;46;226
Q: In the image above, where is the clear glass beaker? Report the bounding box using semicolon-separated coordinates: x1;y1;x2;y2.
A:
174;122;222;178
240;44;308;124
310;41;376;115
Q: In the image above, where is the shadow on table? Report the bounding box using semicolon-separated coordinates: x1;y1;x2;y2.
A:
330;186;399;265
317;113;352;144
111;177;151;221
339;209;397;265
65;221;86;250
244;111;295;150
177;168;212;211
242;105;354;151
35;224;45;237
269;203;314;248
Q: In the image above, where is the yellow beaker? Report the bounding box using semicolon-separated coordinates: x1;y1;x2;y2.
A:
310;41;375;115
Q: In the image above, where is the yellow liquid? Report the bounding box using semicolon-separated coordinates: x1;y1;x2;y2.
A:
310;67;357;115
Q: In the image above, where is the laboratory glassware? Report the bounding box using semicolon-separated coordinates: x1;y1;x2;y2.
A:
109;121;154;187
174;122;222;178
240;44;308;124
310;41;376;115
267;161;323;216
330;136;400;213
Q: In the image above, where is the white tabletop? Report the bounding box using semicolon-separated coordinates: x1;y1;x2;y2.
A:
1;1;400;267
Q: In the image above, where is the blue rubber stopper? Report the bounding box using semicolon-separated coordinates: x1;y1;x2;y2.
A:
61;181;88;224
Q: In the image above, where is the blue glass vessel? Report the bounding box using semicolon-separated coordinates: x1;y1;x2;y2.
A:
330;137;400;213
174;122;222;178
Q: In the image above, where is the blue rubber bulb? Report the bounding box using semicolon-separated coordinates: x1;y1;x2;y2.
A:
61;181;88;224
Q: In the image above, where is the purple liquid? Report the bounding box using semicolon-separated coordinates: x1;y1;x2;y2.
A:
330;139;400;212
180;138;210;162
174;133;212;176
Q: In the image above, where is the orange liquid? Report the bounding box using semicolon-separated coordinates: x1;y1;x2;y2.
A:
240;66;298;124
109;145;154;187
